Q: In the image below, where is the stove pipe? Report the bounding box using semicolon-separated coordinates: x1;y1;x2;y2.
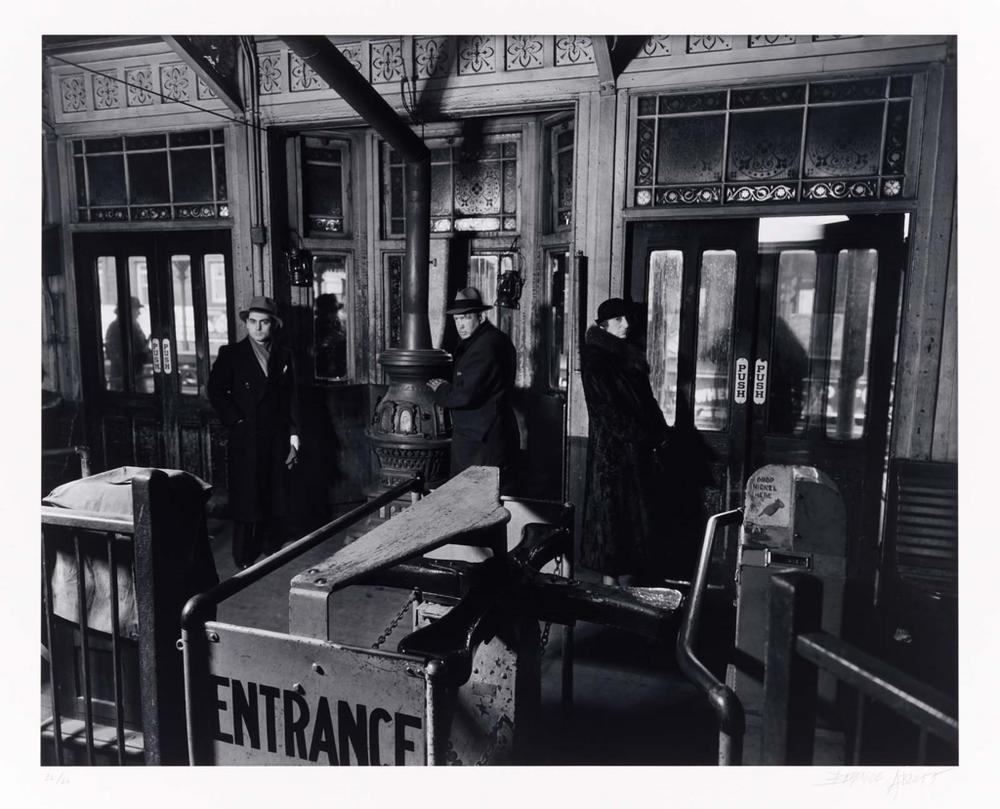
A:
283;37;452;488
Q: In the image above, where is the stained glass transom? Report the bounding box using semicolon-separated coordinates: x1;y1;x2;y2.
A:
383;137;519;236
73;129;228;222
633;75;917;208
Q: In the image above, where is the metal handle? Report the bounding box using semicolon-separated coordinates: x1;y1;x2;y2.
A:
151;338;162;373
162;338;173;374
676;507;745;765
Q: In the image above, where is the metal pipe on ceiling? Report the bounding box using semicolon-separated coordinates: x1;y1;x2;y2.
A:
282;35;432;351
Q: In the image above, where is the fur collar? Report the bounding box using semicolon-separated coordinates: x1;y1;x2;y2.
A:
585;325;649;374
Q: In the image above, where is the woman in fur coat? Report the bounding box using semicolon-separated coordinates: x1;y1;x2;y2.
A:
581;298;674;585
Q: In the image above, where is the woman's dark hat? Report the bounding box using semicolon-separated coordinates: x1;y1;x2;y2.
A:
446;287;492;315
596;297;631;322
239;295;283;328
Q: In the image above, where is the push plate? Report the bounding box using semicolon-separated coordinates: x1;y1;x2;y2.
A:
151;338;161;373
196;622;428;765
162;338;172;374
752;359;768;405
734;357;749;404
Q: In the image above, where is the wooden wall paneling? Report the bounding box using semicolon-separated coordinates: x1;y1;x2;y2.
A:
609;89;632;305
227;121;258;316
54;137;82;401
179;421;203;478
932;201;958;462
517;118;540;390
365;132;384;384
350;130;373;385
892;62;957;460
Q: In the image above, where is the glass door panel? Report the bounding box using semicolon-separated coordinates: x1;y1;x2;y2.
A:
646;250;683;426
127;256;154;394
204;253;230;366
170;254;199;396
97;257;122;392
768;250;817;435
826;248;878;440
694;250;737;431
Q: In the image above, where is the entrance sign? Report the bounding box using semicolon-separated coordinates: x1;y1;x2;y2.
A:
199;622;428;765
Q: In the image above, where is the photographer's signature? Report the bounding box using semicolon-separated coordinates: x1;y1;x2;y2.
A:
817;768;953;798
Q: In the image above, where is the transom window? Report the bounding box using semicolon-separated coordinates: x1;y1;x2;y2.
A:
632;74;916;207
72;129;228;223
382;136;520;236
301;135;349;235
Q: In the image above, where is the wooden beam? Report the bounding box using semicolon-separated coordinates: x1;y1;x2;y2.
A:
162;35;243;115
592;35;616;96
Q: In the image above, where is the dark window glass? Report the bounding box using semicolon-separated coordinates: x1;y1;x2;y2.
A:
171;149;215;201
171;130;212;147
125;134;166;150
731;84;806;109
88;155;127;206
75;128;226;222
127;152;170;204
214;146;227;200
805;104;884;178
890;75;913;97
86;137;123;154
727;109;803;181
658;92;726;115
74;157;87;207
655;115;725;184
810;78;886;103
304;164;344;217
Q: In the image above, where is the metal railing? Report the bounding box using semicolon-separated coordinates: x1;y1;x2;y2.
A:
675;508;745;765
763;572;958;765
41;469;211;765
41;507;137;765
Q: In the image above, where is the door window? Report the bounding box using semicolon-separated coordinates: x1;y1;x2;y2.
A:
205;254;230;366
769;250;817;435
97;257;123;392
694;250;737;431
313;255;350;381
646;250;683;425
171;255;198;396
826;248;878;439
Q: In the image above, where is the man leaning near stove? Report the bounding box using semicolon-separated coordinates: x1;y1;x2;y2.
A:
427;287;520;491
208;296;300;569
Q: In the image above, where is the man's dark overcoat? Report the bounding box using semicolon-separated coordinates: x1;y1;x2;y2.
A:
208;338;299;523
434;319;519;476
581;325;672;579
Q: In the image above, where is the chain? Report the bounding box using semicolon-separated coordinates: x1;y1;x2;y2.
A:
538;555;563;654
372;588;421;650
540;621;553;653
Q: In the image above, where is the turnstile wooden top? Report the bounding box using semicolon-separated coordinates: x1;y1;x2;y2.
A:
291;466;509;594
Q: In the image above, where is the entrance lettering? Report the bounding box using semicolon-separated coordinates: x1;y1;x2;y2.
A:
211;675;423;765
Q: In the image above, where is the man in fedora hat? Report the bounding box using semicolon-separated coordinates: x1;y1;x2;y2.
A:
104;295;151;390
208;296;301;569
428;286;519;485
